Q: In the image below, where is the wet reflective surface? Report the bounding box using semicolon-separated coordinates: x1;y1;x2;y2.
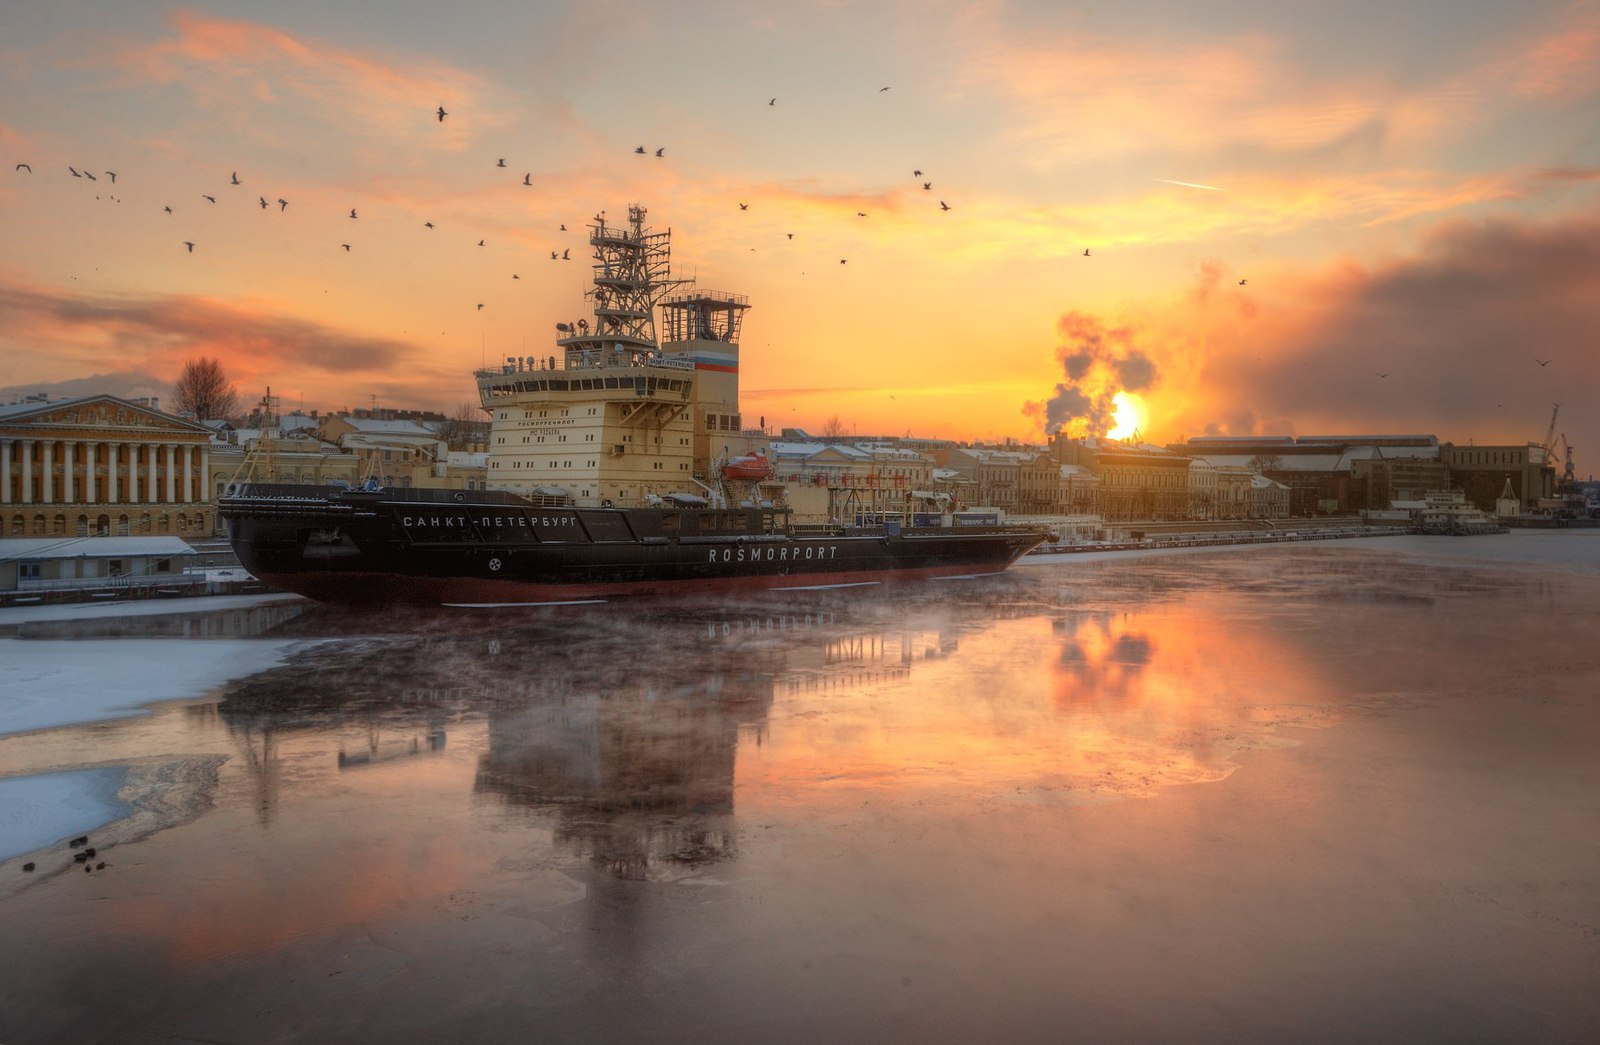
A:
3;534;1599;1042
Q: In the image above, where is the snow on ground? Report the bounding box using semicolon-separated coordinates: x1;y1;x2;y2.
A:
0;636;311;737
0;629;318;864
0;591;303;626
0;768;129;861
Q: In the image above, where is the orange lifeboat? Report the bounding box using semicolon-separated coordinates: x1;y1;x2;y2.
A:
722;449;772;481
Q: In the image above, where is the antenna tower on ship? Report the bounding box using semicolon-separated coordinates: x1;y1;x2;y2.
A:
559;205;688;363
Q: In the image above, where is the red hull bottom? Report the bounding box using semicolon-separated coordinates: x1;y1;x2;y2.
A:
258;563;1010;606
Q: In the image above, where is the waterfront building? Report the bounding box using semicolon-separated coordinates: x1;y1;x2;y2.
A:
1214;465;1254;520
1187;458;1219;519
1;395;217;538
1346;445;1453;510
1017;452;1057;514
1057;464;1101;516
1439;443;1556;511
769;441;935;522
944;447;1031;512
1173;435;1444;515
0;535;196;600
1249;474;1292;519
212;428;358;493
1094;442;1192;521
317;416;443;488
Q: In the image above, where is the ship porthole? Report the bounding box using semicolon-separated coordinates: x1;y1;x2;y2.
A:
454;492;465;503
488;557;502;571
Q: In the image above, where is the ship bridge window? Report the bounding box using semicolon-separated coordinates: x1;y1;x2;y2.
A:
660;513;680;534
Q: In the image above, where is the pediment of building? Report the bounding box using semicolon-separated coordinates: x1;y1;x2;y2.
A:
3;395;213;437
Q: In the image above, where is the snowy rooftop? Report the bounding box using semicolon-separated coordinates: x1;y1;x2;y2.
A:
336;418;437;436
0;536;196;560
769;441;872;462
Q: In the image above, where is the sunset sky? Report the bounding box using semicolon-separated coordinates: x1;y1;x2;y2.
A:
2;1;1596;466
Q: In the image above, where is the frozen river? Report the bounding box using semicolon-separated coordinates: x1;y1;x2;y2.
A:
2;532;1598;1042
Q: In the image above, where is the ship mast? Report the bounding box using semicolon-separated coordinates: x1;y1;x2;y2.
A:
557;205;688;364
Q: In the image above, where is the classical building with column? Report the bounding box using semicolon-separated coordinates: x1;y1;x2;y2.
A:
1;395;217;538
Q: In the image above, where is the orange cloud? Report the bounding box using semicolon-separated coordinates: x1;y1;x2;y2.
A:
1147;211;1600;451
116;11;493;142
0;280;419;395
1500;2;1600;100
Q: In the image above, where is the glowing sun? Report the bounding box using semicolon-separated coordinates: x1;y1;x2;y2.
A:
1106;392;1147;441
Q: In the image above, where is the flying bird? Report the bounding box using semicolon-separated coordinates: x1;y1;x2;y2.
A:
840;258;847;264
551;251;558;259
163;205;172;213
512;273;519;279
342;243;351;251
69;166;81;177
787;233;793;239
879;86;890;92
496;158;506;167
478;239;485;246
1082;248;1091;256
523;173;531;185
424;221;434;228
437;106;448;122
349;208;358;218
562;248;570;259
258;196;268;209
14;163;30;172
635;146;646;154
1375;372;1389;379
477;303;484;310
231;171;240;185
739;202;748;210
768;97;776;106
1535;357;1551;366
105;171;117;182
922;181;931;190
939;200;950;211
277;198;288;211
183;241;194;252
203;194;216;203
913;169;922;177
857;211;867;217
559;223;567;231
1238;278;1247;285
655;147;664;157
84;170;96;181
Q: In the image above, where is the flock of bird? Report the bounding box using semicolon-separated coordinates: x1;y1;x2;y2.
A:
7;87;1279;336
12;142;592;287
10;91;981;313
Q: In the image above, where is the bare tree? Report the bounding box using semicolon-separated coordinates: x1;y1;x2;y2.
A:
821;414;848;439
172;357;238;419
437;401;488;450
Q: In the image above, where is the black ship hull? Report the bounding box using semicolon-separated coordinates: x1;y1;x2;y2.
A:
220;484;1047;605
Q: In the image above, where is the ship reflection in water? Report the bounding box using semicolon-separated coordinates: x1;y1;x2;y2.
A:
471;626;778;880
201;581;1346;880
